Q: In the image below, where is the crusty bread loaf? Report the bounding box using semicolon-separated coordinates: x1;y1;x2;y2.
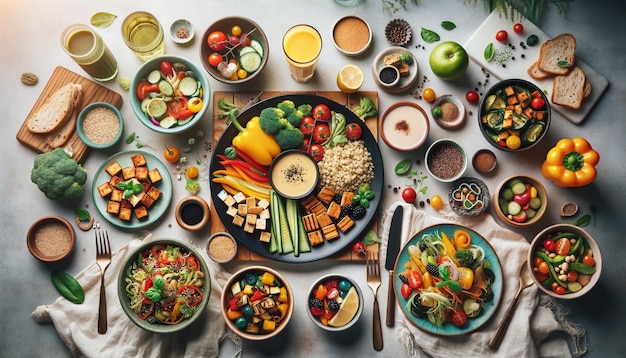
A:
552;66;586;109
26;83;82;134
47;107;77;148
527;61;551;80
538;34;576;76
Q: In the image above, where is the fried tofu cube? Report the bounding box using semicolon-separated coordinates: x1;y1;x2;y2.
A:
226;206;238;217
232;215;245;227
535;111;546;121
337;216;355;233
506;95;518;106
316;213;333;228
248;206;263;215
110;189;124;202
147;168;162;184
309;202;326;216
340;192;354;206
259;231;271;243
134;206;149;220
131;153;147;167
109;175;123;188
147;187;161;201
223;195;236;207
246;214;257;225
97;182;112;198
246;196;256;207
255;218;266;231
327;202;342;220
516;90;529;104
233;192;246;203
120;199;132;209
322;224;339;241
243;222;255;233
122;166;136;180
106;201;120;214
302;214;319;232
135;166;149;181
105;162;122;177
301;195;320;210
260;209;270;220
238;204;248;216
119;207;132;221
307;230;324;246
257;199;270;209
316;186;335;204
504;86;515;96
140;194;155;208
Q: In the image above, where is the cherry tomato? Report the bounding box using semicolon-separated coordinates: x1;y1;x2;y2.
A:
407;270;423;289
400;283;413;299
239;33;251;47
237;69;248;79
229;35;240;46
555;238;571;256
465;90;479;104
207;31;228;51
496;30;508;42
300;137;311;152
451;310;468;327
313;104;331;121
533;257;544;268
429;194;443;210
513;23;524;34
543;239;555;252
567;271;578;282
537;261;549;275
552;285;566;295
581;254;596;267
231;25;242;37
344;123;362;141
299;116;315;137
401;187;417;203
313;123;330;144
531;97;546;110
208;53;222;67
352;241;366;255
160;61;174;77
309;144;324;161
422;88;436;103
535;272;549;282
185;166;199;179
164;146;181;163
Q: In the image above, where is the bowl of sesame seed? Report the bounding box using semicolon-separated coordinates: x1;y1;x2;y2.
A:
27;216;76;263
425;139;468;183
76;102;123;149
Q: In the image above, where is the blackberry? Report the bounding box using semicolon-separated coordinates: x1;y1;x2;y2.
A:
327;299;340;312
309;298;324;309
350;205;367;220
419;243;428;252
398;274;409;285
341;204;355;219
426;263;439;277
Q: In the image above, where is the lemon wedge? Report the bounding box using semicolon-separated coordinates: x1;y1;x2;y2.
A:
336;64;364;94
328;286;360;327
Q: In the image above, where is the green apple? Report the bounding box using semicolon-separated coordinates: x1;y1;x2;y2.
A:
429;41;469;81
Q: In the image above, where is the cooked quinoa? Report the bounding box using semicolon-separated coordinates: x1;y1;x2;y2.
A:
83;107;120;145
317;140;374;193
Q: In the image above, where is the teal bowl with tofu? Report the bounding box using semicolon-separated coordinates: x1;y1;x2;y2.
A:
130;55;210;134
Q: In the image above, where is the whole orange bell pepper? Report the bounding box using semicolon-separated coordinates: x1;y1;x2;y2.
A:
541;137;600;187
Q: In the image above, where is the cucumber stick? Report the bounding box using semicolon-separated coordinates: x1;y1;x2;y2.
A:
297;204;311;253
286;199;299;256
274;192;293;254
270;191;282;254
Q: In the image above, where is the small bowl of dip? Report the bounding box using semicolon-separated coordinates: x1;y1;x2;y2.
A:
332;15;372;56
76;102;123;149
380;101;430;152
472;149;497;174
175;196;210;232
207;231;238;263
27;216;76;263
269;150;320;199
425;139;467;182
431;95;465;129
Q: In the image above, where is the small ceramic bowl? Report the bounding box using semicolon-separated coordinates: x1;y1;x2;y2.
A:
385;19;412;46
307;274;363;331
170;19;195;44
27;216;75;263
379;101;429;151
221;266;293;340
425;139;467;182
371;47;418;94
472;149;497;174
269;150;320;199
175;196;210;232
448;177;490;216
206;231;238;263
528;224;601;299
76;102;123;149
431;95;466;129
332;15;372;56
493;175;548;227
377;65;400;89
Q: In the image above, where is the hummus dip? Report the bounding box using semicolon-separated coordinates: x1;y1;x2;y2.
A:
380;102;429;151
270;150;319;199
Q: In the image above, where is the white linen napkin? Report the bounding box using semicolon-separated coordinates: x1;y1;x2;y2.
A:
31;234;237;358
380;203;590;358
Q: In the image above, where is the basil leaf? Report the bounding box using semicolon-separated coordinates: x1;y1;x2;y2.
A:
574;214;591;227
484;43;495;62
441;21;456;30
395;159;412;175
74;208;91;221
90;12;117;29
420;27;440;43
125;132;136;145
51;271;85;304
557;60;571;68
446;280;463;293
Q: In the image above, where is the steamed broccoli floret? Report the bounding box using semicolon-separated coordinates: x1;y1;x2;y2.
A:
454;249;477;268
277;100;304;127
31;148;87;200
297;103;312;117
217;98;238;119
274;127;304;150
277;100;296;116
258;107;286;134
353;97;378;121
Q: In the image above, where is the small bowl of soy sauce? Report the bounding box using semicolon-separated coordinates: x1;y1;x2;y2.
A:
175;196;210;231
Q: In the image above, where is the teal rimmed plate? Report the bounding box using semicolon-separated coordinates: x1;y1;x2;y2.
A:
394;223;503;335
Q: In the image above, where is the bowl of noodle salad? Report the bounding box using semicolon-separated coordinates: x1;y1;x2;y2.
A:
117;239;211;333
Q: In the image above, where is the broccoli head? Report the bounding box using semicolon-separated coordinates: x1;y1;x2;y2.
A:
274;127;304;150
454;249;477;268
31;148;87;200
353;97;378;121
258;107;286;134
297;103;312;117
277;100;304;127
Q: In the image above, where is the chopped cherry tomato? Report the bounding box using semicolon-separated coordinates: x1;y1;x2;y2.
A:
552;285;566;295
400;283;413;299
352;241;366;255
496;30;508;42
178;284;203;307
555;238;571;256
299;116;315;137
407;270;423;289
138;302;154;320
581;254;596;267
513;23;524;34
313;104;331;121
313;123;331;144
207;31;228;51
451;310;468;327
208;53;223;67
136;81;160;101
160;61;174;77
401;187;417;203
309;144;324;161
567;270;578;282
167;97;194;119
531;97;546;110
344;123;362;141
465;90;479;104
543;239;555;252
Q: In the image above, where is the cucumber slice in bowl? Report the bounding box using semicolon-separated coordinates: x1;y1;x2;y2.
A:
240;52;262;73
147;98;167;119
179;77;198;96
158;80;174;96
148;70;162;84
250;39;264;57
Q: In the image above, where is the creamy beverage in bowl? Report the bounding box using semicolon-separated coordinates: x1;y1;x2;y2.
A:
380;102;430;151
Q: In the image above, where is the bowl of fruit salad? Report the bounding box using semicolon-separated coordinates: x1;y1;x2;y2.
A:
493;175;547;227
478;79;551;151
200;16;269;84
528;224;601;299
130;55;210;134
221;266;293;340
307;274;363;331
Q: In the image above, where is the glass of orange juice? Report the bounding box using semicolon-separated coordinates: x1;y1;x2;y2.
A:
282;24;322;82
121;11;166;61
61;24;118;81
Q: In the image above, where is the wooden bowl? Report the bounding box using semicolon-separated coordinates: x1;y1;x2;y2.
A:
27;216;75;263
493;175;548;227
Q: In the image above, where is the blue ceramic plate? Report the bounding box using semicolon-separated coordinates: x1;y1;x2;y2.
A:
92;150;173;230
394;224;503;336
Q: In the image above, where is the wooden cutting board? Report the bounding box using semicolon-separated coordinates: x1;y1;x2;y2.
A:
16;66;123;163
210;90;379;261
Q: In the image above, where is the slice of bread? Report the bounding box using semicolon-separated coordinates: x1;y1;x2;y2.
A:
527;61;551;80
47;107;77;148
552;66;586;109
583;79;592;98
538;34;576;76
26;83;82;134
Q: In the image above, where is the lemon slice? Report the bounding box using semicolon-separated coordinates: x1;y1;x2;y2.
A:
336;64;364;94
328;286;360;327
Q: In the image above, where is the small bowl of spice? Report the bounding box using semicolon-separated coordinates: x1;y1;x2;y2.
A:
380;101;429;151
207;231;238;264
170;19;194;44
332;15;372;56
472;149;497;174
76;102;123;149
431;95;466;129
27;216;75;263
425;139;467;182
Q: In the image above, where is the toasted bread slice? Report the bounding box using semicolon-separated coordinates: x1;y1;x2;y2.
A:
538;34;576;76
552;66;586;109
583;79;592;98
46;106;77;148
527;61;551;80
27;83;82;134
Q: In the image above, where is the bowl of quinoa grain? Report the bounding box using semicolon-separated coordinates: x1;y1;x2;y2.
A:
207;231;238;263
27;216;75;263
76;102;123;149
425;139;467;183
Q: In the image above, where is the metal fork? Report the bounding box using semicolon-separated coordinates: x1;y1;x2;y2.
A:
366;248;383;351
95;230;111;334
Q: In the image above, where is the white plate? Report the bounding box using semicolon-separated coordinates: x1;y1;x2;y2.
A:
371;46;418;94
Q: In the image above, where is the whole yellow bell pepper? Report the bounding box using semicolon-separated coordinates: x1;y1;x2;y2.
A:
229;110;281;166
541;137;600;187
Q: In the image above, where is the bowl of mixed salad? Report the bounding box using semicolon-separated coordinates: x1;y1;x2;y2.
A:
117;239;211;333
